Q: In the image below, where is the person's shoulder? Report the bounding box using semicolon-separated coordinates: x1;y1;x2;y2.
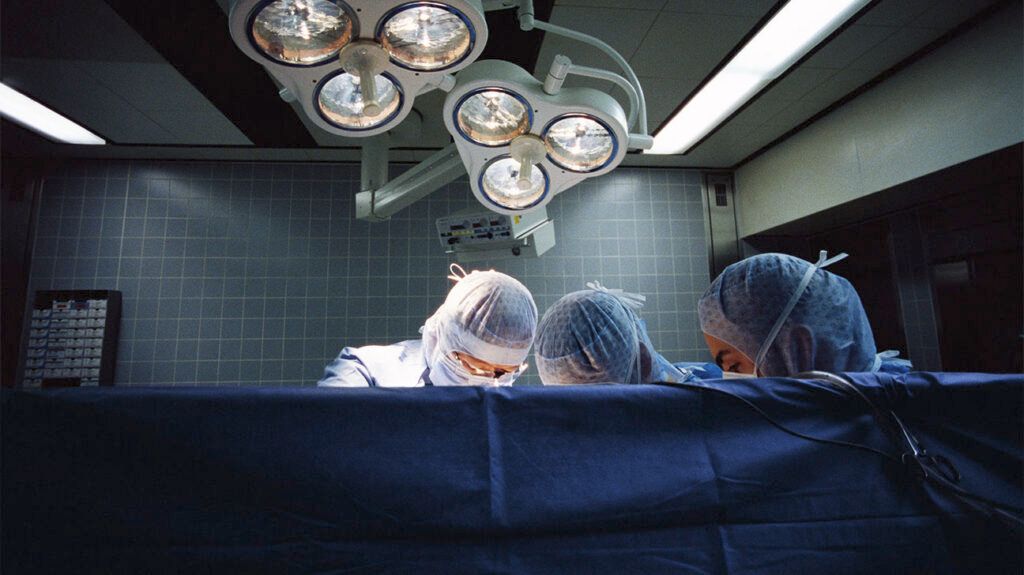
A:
345;340;421;363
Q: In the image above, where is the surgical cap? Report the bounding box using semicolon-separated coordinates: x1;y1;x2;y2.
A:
421;269;538;368
698;252;877;376
535;287;657;385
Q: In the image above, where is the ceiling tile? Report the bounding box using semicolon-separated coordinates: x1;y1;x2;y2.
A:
767;100;829;130
2;58;176;145
855;0;932;27
911;0;1003;30
661;0;776;17
800;67;878;107
802;24;899;70
629;11;759;79
728;95;796;128
145;108;252;146
86;62;223;111
2;0;163;63
685;121;776;166
847;26;943;74
767;67;837;100
534;6;659;75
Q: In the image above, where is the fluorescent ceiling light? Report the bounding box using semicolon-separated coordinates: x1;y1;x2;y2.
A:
0;83;105;145
648;0;869;155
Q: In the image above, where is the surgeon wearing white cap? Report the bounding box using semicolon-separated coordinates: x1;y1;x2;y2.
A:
318;265;538;387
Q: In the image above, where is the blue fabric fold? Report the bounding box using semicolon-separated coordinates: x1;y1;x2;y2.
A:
3;373;1020;574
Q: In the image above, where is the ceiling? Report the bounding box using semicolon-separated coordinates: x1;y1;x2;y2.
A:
0;0;1006;167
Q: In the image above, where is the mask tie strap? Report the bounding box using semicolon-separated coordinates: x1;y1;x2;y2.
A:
447;263;468;282
753;251;848;373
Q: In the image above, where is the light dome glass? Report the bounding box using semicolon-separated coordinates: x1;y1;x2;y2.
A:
480;157;548;210
379;3;473;71
544;115;616;172
251;0;354;66
317;72;402;130
456;89;531;146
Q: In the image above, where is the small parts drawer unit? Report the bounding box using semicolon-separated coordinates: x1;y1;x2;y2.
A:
23;290;121;388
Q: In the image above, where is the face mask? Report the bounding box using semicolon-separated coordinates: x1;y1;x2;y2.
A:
722;371;756;379
430;352;522;387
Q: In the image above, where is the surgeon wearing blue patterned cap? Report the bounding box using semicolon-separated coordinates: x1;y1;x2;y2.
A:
698;251;911;378
534;283;698;385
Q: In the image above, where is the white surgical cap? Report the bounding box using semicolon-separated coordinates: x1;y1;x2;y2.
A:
698;252;878;376
534;284;686;385
421;268;538;369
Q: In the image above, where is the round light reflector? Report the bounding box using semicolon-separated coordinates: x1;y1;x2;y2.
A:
317;72;402;130
455;89;531;147
251;0;354;66
544;115;616;172
379;3;474;71
480;157;548;210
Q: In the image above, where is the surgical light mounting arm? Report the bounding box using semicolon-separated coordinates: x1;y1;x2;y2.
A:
355;142;466;222
513;0;652;150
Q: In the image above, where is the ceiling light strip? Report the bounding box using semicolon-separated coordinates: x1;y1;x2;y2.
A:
648;0;871;155
0;83;105;145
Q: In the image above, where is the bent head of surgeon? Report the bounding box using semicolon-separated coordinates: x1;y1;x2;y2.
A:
535;284;690;385
421;266;538;386
698;251;909;377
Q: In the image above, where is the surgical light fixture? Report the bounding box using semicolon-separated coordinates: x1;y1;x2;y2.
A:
441;1;655;214
444;59;639;214
229;0;488;137
648;0;871;155
0;83;105;145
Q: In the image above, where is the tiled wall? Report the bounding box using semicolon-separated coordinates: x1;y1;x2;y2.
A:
26;160;710;386
888;212;942;371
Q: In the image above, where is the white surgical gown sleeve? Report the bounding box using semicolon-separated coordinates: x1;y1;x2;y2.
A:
317;340;428;387
317;347;376;387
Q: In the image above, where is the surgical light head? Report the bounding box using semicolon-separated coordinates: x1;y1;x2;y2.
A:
317;69;403;130
229;0;488;137
378;3;475;71
455;88;532;146
543;114;616;172
250;0;356;66
443;59;630;215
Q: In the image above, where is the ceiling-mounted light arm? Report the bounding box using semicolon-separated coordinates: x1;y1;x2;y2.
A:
515;0;648;137
339;41;390;116
356;143;466;222
509;135;546;190
361;136;390;193
543;55;651;150
418;74;458;96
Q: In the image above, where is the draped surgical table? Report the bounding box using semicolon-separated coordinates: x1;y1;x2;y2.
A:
2;372;1021;574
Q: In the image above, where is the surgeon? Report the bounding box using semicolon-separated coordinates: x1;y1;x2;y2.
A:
698;251;911;378
318;266;538;387
534;283;710;385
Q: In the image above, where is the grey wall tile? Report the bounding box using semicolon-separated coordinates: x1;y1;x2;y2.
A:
28;160;712;386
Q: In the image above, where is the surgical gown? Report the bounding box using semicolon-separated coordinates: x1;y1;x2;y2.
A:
318;339;431;387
